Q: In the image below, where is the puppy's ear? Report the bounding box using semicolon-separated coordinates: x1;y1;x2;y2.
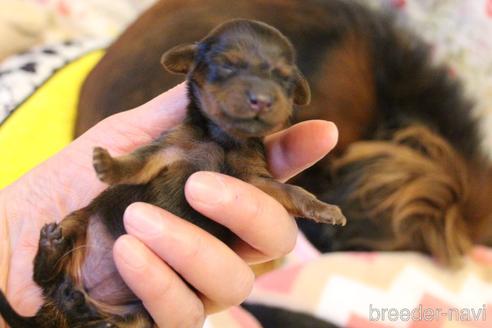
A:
293;71;311;106
161;44;197;74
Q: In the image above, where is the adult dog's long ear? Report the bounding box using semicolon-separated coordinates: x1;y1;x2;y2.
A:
161;44;197;74
293;70;311;106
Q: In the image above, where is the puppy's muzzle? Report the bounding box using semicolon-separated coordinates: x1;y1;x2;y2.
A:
248;91;273;114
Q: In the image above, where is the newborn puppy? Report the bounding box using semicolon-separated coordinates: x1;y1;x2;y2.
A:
0;19;346;328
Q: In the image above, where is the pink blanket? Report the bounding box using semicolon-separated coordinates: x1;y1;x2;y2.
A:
206;236;492;327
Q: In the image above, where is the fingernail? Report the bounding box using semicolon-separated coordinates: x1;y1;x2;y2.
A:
124;203;165;238
186;172;229;206
115;236;147;270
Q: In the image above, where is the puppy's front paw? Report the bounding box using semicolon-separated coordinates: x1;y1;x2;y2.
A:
306;201;347;226
93;147;117;184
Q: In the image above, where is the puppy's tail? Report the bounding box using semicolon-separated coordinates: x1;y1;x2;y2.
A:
0;290;37;328
330;125;474;265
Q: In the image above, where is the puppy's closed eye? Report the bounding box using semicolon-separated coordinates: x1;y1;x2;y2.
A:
217;63;236;77
272;68;293;83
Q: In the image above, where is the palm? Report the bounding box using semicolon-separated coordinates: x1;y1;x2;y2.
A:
4;118;163;316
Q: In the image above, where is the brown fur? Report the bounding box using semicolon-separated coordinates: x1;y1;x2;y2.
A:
294;33;376;153
329;126;473;265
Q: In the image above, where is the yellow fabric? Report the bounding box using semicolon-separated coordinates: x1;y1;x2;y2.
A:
0;51;104;189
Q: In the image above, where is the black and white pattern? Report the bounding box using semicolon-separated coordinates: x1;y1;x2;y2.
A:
0;38;109;125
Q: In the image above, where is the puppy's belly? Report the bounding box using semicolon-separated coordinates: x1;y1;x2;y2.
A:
78;156;231;307
81;215;137;306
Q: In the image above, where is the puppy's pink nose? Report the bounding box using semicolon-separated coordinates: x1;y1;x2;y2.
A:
248;92;273;113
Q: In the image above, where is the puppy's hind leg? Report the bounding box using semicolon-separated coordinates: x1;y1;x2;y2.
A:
33;208;91;290
55;281;153;328
52;277;108;328
250;177;347;226
33;222;71;288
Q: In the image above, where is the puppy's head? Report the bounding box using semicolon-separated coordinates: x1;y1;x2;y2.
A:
161;19;310;138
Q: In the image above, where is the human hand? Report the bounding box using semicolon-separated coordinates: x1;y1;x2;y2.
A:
0;83;338;327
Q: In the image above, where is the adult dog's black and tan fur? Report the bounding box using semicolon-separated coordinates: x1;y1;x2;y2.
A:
0;20;346;327
76;0;492;266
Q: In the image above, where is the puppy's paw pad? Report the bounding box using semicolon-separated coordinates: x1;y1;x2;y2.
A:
93;147;115;182
40;223;65;248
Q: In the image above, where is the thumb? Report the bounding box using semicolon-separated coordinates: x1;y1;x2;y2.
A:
15;83;189;209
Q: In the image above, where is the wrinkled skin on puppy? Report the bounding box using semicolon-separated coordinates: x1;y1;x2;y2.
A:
0;19;345;328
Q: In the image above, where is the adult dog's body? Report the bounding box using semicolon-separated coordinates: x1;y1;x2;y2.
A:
77;0;492;264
